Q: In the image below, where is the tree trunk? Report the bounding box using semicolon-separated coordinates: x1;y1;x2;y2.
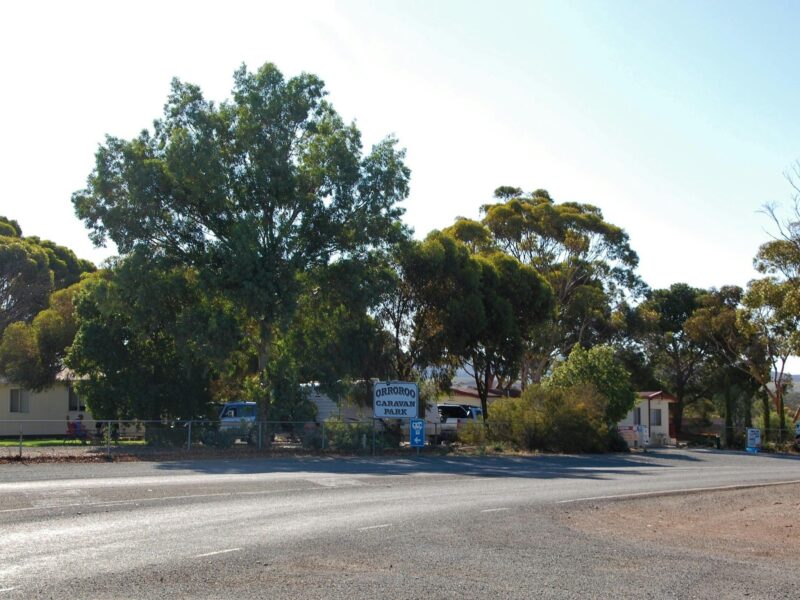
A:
257;323;272;423
724;387;733;448
673;400;684;436
760;389;770;432
744;392;753;429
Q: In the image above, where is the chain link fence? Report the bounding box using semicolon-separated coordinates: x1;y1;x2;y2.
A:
0;419;466;459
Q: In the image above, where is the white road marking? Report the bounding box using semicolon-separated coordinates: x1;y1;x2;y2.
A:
194;548;241;558
558;479;800;504
0;587;16;593
358;523;392;531
480;508;509;513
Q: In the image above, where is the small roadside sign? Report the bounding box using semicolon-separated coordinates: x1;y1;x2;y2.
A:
410;418;425;448
746;428;761;453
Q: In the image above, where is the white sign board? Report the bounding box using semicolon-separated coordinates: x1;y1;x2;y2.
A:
636;424;650;447
373;381;418;419
746;428;761;449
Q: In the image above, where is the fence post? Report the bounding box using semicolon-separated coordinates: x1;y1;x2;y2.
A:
187;421;192;450
106;422;111;459
321;421;326;450
19;423;23;459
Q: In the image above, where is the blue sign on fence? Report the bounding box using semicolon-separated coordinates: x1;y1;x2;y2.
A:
410;418;425;448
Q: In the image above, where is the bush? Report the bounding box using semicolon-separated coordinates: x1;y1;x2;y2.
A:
606;427;630;453
144;422;188;447
199;428;238;448
458;421;488;446
323;419;373;452
468;384;615;453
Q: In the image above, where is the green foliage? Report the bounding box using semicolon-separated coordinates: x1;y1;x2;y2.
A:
262;340;318;423
0;226;94;337
283;258;394;389
544;344;636;425
72;62;411;414
461;384;614;453
462;250;554;418
0;216;21;237
322;419;373;452
374;233;486;386
66;254;245;419
0;322;41;386
199;428;238;449
637;283;709;432
0;238;52;334
143;424;182;447
0;279;90;390
446;188;642;384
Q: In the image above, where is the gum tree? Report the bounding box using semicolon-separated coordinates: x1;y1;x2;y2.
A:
72;63;410;416
446;188;642;385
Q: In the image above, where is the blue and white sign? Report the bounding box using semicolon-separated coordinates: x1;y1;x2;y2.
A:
409;418;425;448
746;428;761;452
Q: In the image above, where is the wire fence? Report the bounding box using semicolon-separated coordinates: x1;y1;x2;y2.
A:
0;418;466;459
4;419;796;459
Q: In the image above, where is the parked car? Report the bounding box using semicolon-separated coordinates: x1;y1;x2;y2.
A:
219;401;258;443
436;403;483;442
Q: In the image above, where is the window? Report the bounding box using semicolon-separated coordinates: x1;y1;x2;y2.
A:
10;389;29;413
68;385;85;412
650;408;662;427
633;407;641;426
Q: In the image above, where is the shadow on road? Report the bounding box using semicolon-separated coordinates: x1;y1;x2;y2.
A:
148;449;719;480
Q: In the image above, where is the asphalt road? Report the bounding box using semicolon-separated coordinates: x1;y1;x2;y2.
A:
1;449;799;599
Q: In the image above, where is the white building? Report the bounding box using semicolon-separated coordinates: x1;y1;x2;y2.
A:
618;391;676;448
0;373;94;436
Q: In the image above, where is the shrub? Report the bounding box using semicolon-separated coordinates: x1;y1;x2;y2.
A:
323;419;373;452
470;384;615;453
458;421;488;446
199;428;238;448
144;423;188;447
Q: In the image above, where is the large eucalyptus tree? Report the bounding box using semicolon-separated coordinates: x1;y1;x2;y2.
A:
72;63;410;415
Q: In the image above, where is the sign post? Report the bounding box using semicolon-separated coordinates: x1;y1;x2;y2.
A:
410;418;425;453
746;427;761;453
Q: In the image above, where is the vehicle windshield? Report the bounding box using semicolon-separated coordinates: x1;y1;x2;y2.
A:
439;405;469;419
222;405;257;419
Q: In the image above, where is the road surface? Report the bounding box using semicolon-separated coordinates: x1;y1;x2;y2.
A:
1;449;799;598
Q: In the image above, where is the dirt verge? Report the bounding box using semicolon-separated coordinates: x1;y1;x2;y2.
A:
560;482;800;561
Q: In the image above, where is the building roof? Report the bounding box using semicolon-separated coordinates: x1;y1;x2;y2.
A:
637;390;678;403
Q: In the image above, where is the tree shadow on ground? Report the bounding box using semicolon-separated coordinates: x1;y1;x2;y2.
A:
147;448;718;481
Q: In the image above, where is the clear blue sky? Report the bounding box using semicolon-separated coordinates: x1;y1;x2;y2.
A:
2;0;800;292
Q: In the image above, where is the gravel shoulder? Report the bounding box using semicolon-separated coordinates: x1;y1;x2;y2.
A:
560;482;800;563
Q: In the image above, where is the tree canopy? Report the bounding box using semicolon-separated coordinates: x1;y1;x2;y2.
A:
0;217;95;340
637;283;708;433
72;62;411;414
66;253;245;419
544;344;636;425
446;188;642;384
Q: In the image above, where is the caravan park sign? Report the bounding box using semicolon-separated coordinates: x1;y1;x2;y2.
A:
373;381;419;419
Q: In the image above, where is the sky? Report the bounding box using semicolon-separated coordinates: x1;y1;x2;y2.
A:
2;0;800;293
